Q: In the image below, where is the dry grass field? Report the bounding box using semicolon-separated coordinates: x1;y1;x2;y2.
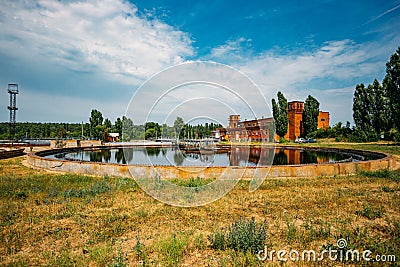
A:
0;142;399;266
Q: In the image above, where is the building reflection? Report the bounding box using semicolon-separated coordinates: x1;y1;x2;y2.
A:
228;147;275;166
226;147;346;166
79;147;349;166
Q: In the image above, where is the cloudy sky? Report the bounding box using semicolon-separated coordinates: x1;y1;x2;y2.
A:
0;0;399;126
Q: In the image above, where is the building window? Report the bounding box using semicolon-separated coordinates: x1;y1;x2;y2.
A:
321;118;326;122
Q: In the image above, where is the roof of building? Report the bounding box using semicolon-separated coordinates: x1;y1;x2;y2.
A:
109;133;119;137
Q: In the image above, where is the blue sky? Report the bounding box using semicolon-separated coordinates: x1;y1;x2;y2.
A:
0;0;399;126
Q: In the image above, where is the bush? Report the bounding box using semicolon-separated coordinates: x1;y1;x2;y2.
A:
279;137;289;144
349;128;379;142
209;217;267;254
208;232;226;250
307;122;353;141
393;132;400;143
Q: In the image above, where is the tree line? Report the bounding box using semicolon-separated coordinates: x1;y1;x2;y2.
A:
352;46;400;142
0;122;83;140
139;117;222;141
0;110;221;142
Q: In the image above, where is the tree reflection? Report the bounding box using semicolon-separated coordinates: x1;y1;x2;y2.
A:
89;150;103;162
273;149;288;165
146;147;161;156
303;151;318;164
173;150;185;166
102;149;111;163
115;148;126;164
124;148;133;163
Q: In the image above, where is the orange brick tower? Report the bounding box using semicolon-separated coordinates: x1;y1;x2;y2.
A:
228;115;240;129
318;111;330;129
285;101;304;141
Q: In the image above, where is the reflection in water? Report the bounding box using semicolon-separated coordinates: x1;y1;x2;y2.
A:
115;148;125;164
89;149;110;163
273;149;288;165
54;146;358;167
146;147;161;156
173;150;185;166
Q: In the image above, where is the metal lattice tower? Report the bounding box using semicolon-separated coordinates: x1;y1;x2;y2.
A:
7;84;19;138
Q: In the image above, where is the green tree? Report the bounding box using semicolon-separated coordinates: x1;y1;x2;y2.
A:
102;118;112;142
57;127;67;138
121;116;134;141
353;84;371;130
371;79;389;136
144;122;161;140
352;83;377;141
173;117;184;139
161;123;173;138
114;117;122;136
272;91;288;140
302;95;320;137
383;46;400;131
145;128;157;140
89;109;103;139
104;118;112;130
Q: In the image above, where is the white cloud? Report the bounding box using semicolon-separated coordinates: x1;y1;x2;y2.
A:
12;88;126;123
125;62;270;126
1;0;398;125
237;40;381;89
0;0;194;85
208;37;400;124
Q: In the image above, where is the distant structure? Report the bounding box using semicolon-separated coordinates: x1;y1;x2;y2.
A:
7;84;19;139
108;133;120;142
226;115;274;142
285;101;329;141
214;100;330;142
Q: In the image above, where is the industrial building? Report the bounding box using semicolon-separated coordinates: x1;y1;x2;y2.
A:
217;100;329;142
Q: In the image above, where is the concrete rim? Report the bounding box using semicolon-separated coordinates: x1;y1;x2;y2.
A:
26;145;396;179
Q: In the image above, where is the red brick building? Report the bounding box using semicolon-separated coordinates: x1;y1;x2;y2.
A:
284;101;330;141
318;111;330;129
226;115;274;142
220;100;330;142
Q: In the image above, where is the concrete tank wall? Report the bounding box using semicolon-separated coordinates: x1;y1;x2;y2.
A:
26;147;396;179
0;148;25;159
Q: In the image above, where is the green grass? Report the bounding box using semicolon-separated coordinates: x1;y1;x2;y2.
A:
356;203;385;220
170;176;215;187
313;141;400;156
158;234;188;267
358;168;400;182
0;143;399;266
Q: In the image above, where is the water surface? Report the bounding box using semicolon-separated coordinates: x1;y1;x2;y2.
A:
47;146;365;166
